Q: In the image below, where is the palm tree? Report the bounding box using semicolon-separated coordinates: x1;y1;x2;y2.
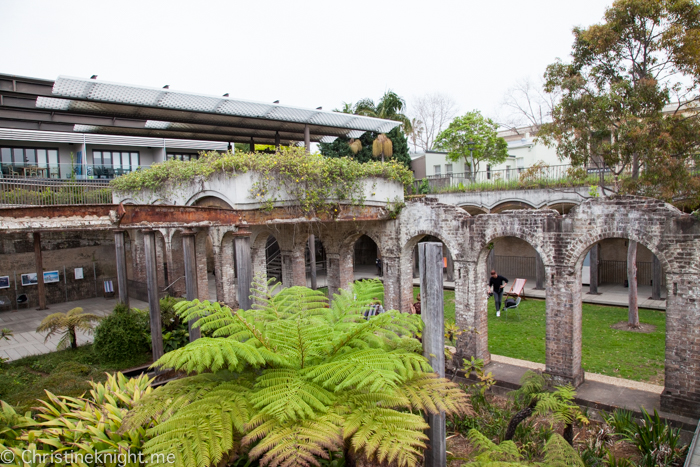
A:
339;91;412;134
36;307;101;350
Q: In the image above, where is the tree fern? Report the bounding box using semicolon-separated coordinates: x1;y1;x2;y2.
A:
541;433;585;467
130;274;470;467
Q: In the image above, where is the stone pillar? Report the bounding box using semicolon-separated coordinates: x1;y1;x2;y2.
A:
161;230;175;293
383;256;403;312
114;230;129;307
418;243;446;467
195;231;209;300
326;253;341;299
281;250;294;288
661;273;700;418
455;261;490;365
215;234;237;307
143;230;164;361
130;230;146;283
445;247;454;282
544;265;584;387
588;244;600;295
291;248;306;286
308;235;317;290
535;252;545;290
651;255;662;300
251;236;268;281
33;232;47;310
234;233;252;311
182;230;200;341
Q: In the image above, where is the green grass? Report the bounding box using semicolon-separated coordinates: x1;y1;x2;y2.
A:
412;287;665;384
0;344;151;413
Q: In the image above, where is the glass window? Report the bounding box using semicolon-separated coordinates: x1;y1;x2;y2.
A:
13;148;23;164
130;152;139;168
433;165;441;176
1;148;11;164
446;164;453;174
25;149;36;164
36;149;47;167
93;151;102;165
113;152;122;170
102;151;112;167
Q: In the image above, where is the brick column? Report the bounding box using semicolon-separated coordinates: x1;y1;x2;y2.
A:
291;247;306;286
142;229;164;361
661;273;700;418
545;264;584;387
160;230;175;293
234;232;252;311
281;250;294;288
326;253;341;299
455;260;490;365
114;230;129;307
181;230;200;341
251;236;267;280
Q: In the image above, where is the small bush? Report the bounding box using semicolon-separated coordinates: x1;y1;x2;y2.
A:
93;304;150;364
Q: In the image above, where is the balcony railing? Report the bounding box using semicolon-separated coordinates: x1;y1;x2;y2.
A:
0;163;147;180
0;176;113;206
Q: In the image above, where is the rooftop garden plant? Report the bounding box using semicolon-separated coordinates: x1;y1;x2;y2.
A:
110;147;413;215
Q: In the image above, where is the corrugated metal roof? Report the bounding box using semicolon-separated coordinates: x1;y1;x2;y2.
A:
51;76;401;135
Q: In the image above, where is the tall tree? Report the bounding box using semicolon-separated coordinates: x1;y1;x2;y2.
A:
498;76;560;133
408;93;459;151
538;0;700;327
336;90;413;134
434;111;509;182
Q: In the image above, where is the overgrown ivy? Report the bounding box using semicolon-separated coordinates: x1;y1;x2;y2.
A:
110;146;413;215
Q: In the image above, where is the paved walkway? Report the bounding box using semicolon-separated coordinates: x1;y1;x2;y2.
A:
0;296;148;362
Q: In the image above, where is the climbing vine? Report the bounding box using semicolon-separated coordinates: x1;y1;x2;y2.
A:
110;147;413;215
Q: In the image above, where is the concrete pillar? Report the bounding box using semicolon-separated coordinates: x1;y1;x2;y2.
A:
651;255;662;300
234;233;252;311
418;243;446;467
660;273;700;418
455;261;490;365
33;232;47;310
588;244;600;295
143;230;164;361
535;252;545;290
182;230;200;341
544;265;584;387
195;231;209;301
114;230;129;307
308;235;317;290
304;125;310;153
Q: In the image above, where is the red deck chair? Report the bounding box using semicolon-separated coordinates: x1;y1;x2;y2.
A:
506;278;527;299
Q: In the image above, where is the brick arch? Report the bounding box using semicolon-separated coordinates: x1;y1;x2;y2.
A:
250;230;281;281
186;191;234;209
472;226;552;266
339;230;385;259
400;229;462;262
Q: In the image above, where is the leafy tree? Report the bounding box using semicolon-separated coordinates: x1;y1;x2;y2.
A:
434;111;509;181
538;0;700;326
348;90;413;134
319;126;411;168
123;277;470;467
36;307;101;350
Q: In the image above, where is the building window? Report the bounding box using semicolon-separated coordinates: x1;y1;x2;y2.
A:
446;163;453;174
434;165;441;176
486;164;491;180
167;152;199;161
1;146;60;178
92;150;140;178
506;165;511;180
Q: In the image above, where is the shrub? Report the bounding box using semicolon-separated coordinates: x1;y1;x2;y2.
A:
93;304;150;364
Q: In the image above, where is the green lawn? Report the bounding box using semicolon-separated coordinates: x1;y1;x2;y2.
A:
412;287;666;384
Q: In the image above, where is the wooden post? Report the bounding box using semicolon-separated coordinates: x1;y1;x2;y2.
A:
588;244;600;295
651;254;662;300
250;137;255;152
275;131;281;149
234;233;252;311
418;242;446;467
143;230;164;360
627;240;639;327
114;230;129;306
33;232;47;310
182;230;200;341
309;234;317;290
413;246;419;279
304;125;310;153
445;248;454;282
535;252;545;290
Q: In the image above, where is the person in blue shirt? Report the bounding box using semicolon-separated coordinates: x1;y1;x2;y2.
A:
488;270;509;313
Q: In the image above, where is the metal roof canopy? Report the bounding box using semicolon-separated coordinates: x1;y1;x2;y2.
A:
0;74;401;145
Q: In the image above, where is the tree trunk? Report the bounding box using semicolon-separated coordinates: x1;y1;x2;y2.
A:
505;400;536;441
563;423;574;446
343;445;357;467
70;327;78;349
627;240;639;327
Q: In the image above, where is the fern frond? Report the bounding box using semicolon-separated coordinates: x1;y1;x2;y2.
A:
251;369;334;422
153;338;275;373
244;413;343;467
305;349;406;392
394;373;472;415
346;407;428;467
542;433;585;467
467;429;521;463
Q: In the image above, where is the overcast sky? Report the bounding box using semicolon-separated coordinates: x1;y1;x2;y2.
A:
2;0;613;122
